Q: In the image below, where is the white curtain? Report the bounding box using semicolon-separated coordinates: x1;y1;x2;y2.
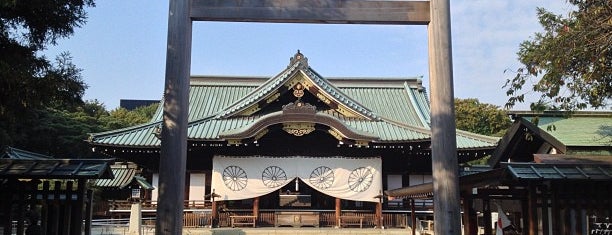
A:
211;156;382;202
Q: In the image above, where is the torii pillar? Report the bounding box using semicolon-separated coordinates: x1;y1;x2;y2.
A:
158;1;459;234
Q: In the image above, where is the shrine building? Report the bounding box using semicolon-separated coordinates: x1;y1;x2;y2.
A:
88;51;498;228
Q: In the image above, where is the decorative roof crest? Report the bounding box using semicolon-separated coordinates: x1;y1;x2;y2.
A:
282;101;316;114
288;50;308;69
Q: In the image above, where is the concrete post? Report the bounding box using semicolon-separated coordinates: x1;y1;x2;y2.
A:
128;203;142;235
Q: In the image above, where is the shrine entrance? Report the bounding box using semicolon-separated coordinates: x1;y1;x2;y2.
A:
158;0;460;233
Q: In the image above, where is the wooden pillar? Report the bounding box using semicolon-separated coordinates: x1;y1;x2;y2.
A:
62;181;73;235
253;197;260;222
376;200;383;228
462;196;477;235
551;182;562;235
483;198;492;235
428;0;460;234
71;180;85;235
410;198;416;235
16;183;25;235
41;181;50;235
211;200;217;227
84;189;93;235
49;181;61;234
528;183;538;235
335;198;341;228
156;0;192;233
541;185;550;235
2;188;12;235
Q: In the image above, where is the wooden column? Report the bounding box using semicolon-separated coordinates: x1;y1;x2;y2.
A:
211;200;217;227
85;190;93;235
376;200;383;228
71;180;86;235
2;183;12;235
541;185;550;235
521;196;529;233
16;183;25;235
49;181;61;234
482;198;492;235
528;183;538;235
157;0;192;234
335;198;341;228
428;0;460;234
253;197;260;220
550;183;561;234
462;196;477;235
41;181;50;235
410;198;416;235
62;181;73;235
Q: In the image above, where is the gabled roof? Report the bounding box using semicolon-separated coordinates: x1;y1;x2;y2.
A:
510;111;612;147
89;51;498;151
386;157;612;199
0;159;114;179
489;111;611;167
1;146;54;160
94;164;154;190
503;162;612;181
488;118;566;167
216;51;379;120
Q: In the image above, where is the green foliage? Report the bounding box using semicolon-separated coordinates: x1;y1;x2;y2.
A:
455;98;511;137
504;0;611;110
464;156;491;166
12;101;106;157
101;103;159;130
7;101;159;157
1;0;94;147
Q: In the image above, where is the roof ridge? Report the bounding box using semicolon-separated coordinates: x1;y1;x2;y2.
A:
302;68;379;120
455;129;500;143
89;121;162;140
215;51;380;121
215;61;301;118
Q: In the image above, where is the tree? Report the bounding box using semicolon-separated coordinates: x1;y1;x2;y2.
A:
14;101;159;157
101;103;159;130
0;0;95;146
455;98;511;137
504;0;611;111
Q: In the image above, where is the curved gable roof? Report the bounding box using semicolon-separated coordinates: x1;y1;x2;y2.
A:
89;52;498;151
216;51;379;121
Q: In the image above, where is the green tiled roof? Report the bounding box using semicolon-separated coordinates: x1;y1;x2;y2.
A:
90;52;498;150
504;162;612;180
0;159;114;179
516;112;612;147
94;165;154;190
1;147;54;160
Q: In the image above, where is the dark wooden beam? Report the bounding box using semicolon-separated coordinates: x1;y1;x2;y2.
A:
190;0;430;25
157;0;192;233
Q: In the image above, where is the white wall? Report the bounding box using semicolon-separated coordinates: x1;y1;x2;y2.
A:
387;174;403;206
152;173;159;202
387;174;403;190
189;173;206;201
409;174;432;186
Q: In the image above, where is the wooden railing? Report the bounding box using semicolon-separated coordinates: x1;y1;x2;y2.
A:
102;204;417;229
107;200;211;211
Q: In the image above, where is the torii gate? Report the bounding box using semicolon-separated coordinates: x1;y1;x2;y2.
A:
157;1;459;234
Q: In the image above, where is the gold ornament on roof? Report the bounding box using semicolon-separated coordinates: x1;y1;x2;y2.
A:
293;83;305;98
283;123;315;136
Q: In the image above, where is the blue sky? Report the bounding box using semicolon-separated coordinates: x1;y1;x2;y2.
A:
44;0;570;110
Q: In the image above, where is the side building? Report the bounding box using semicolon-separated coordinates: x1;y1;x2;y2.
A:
88;51;498;228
